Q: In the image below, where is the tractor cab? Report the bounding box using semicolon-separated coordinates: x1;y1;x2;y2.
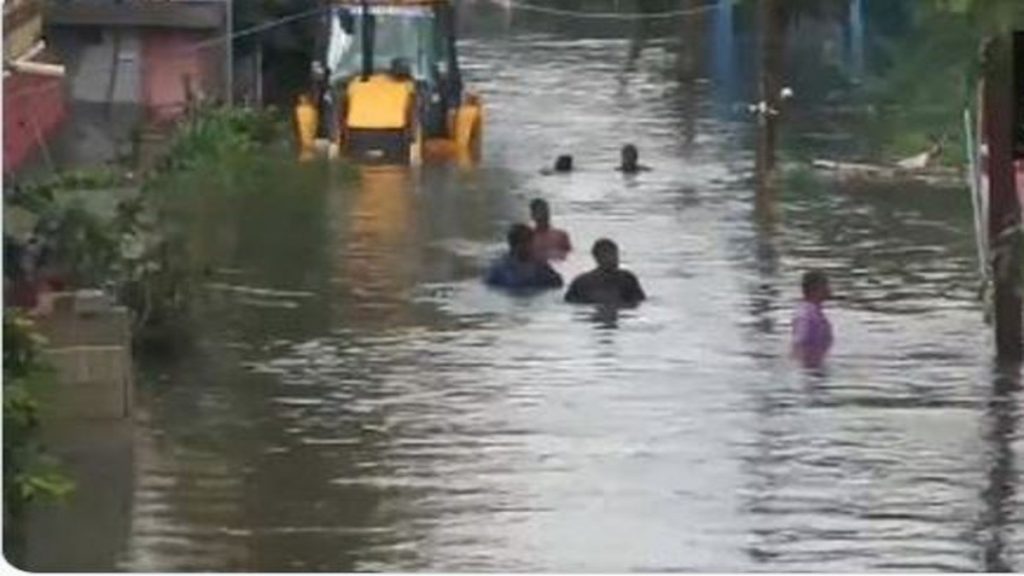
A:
307;0;481;165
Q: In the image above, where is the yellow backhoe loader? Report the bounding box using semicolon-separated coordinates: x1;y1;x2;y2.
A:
296;0;483;165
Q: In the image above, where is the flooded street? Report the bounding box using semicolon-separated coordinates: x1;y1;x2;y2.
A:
25;3;1024;572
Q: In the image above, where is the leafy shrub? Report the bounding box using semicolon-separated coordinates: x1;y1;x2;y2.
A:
3;312;73;552
160;104;285;174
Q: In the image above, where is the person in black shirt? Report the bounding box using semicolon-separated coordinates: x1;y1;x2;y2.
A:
565;238;645;306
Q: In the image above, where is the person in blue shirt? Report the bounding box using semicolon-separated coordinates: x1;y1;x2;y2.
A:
485;223;564;291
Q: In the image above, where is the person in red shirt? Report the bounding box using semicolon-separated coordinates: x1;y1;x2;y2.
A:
529;198;572;261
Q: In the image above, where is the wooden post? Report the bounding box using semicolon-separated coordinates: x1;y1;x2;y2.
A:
255;42;263;107
983;35;1022;362
756;0;783;179
224;0;233;107
677;0;700;148
182;73;195;119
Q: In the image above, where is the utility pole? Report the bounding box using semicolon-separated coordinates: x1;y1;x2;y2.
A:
982;35;1021;363
756;0;783;180
255;43;263;107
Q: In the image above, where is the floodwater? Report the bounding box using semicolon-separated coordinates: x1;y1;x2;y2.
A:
23;2;1024;572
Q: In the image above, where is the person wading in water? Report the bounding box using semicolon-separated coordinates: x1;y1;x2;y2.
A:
791;269;834;368
485;223;564;291
617;144;651;174
529;198;572;261
565;238;645;306
540;154;574;175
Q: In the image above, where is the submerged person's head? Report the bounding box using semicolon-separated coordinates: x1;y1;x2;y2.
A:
801;269;831;303
507;223;535;261
620;144;639;172
530;198;551;229
592;238;619;272
554;155;574;173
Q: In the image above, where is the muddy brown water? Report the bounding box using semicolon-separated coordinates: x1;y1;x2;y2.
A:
22;3;1023;572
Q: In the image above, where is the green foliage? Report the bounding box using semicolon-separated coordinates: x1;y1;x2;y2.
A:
4;188;181;339
113;197;193;335
5;107;289;341
9;168;127;214
128;105;292;334
39;169;127;192
9;182;139;292
3;104;318;370
1;102;296;555
8;168;143;291
854;1;1024;164
159;105;285;174
3;313;48;380
3;312;73;536
50;203;122;289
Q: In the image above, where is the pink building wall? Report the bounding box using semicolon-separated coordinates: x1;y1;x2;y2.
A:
141;29;222;124
3;72;67;173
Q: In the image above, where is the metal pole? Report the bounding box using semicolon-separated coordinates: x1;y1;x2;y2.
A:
225;0;233;106
966;107;988;279
361;0;372;80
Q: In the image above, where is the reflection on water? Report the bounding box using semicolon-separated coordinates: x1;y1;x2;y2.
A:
337;168;421;328
26;2;1024;571
979;364;1020;573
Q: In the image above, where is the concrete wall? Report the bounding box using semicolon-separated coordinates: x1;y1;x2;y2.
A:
35;291;134;420
42;101;142;171
50;18;224;112
23;420;135;571
63;28;142;104
46;23;223;167
45;27;144;167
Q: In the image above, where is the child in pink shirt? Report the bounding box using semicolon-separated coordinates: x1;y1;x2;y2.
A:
792;270;833;367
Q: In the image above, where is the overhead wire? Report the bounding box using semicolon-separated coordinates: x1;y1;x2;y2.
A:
501;0;720;20
6;2;726;104
187;6;326;50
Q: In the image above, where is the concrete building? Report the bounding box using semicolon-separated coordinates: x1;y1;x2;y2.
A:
43;0;229;168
